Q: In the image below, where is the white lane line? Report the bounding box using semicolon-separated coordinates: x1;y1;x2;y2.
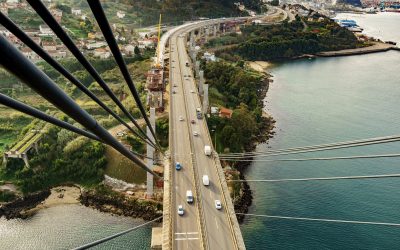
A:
175;238;199;241
209;189;212;199
175;232;198;235
215;217;219;230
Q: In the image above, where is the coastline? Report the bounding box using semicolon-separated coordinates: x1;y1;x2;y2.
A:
230;62;276;222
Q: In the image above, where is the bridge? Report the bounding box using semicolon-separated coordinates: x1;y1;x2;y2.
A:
162;19;246;249
0;2;287;249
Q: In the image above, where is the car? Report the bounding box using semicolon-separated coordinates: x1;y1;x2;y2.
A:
178;205;184;216
172;90;176;94
202;175;209;186
191;119;195;124
175;162;182;170
116;132;125;137
215;200;222;210
190;90;194;93
173;84;177;87
183;75;187;77
193;131;199;136
179;116;184;121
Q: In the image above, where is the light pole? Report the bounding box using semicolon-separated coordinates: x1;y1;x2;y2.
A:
212;127;217;152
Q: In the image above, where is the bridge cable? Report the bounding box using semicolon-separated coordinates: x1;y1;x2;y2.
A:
25;0;157;149
220;137;400;160
0;35;160;178
228;173;400;182
0;12;158;150
72;216;162;250
220;134;400;158
0;93;100;142
221;152;400;162
86;0;160;148
236;213;400;227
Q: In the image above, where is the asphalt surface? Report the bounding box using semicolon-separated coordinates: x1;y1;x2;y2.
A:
169;24;236;250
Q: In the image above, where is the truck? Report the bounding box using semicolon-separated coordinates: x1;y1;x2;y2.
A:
186;190;193;203
196;107;203;119
204;145;212;156
202;175;210;186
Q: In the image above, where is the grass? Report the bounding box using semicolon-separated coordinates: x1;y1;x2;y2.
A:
104;147;147;184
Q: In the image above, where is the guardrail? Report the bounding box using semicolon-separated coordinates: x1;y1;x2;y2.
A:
162;41;174;250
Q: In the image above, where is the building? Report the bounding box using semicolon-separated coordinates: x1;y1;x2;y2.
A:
85;41;107;50
41;40;57;51
39;25;54;36
0;3;8;15
72;8;82;15
93;47;111;59
124;44;136;56
219;107;233;119
117;11;126;19
21;47;39;60
50;9;63;23
211;107;219;115
138;39;156;49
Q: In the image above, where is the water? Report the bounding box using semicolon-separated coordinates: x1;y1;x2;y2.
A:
1;12;399;250
0;205;152;249
336;12;400;45
241;13;400;249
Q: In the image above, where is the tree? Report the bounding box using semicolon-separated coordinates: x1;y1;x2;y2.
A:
270;0;279;6
134;45;141;56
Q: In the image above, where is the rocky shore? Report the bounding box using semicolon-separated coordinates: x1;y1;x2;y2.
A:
80;186;163;221
0;189;51;219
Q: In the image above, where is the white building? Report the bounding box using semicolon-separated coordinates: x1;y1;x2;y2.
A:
117;11;125;19
72;8;82;15
85;41;107;50
39;25;54;36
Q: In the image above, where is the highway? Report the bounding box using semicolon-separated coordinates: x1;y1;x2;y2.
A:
169;21;240;249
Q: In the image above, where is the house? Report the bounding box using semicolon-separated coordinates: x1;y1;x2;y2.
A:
211;107;219;115
85;41;107;50
21;47;39;60
219;107;233;119
50;9;63;23
41;40;57;51
72;8;82;15
0;28;11;37
93;47;111;59
202;52;217;62
124;44;136;55
117;11;125;19
138;39;156;49
0;3;8;15
39;25;54;36
48;50;67;59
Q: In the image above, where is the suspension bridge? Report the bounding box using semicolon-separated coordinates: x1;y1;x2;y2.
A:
1;1;400;249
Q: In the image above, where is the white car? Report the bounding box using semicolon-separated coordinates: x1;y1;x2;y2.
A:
193;131;199;136
179;116;184;121
178;205;184;216
190;90;194;93
215;200;222;210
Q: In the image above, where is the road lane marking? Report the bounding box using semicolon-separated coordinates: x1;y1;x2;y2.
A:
175;232;198;235
175;238;199;241
215;217;219;230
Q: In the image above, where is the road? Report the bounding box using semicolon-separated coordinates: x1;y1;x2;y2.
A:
169;21;239;249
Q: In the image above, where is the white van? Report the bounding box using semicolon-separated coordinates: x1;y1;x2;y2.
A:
186;190;193;203
202;175;210;186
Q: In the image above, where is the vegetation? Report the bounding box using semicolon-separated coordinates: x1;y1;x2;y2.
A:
0;124;107;194
156;117;169;148
204;62;270;153
0;189;17;202
212;17;360;61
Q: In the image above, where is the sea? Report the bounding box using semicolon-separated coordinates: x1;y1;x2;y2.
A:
241;12;400;250
0;12;399;250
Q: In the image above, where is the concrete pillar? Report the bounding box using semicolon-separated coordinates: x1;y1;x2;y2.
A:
2;154;7;167
213;25;218;37
146;107;156;199
195;61;200;78
205;26;209;42
34;142;39;154
203;84;209;114
190;32;195;49
22;153;29;168
199;70;204;95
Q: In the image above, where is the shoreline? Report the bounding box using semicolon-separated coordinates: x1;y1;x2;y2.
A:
316;42;399;57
